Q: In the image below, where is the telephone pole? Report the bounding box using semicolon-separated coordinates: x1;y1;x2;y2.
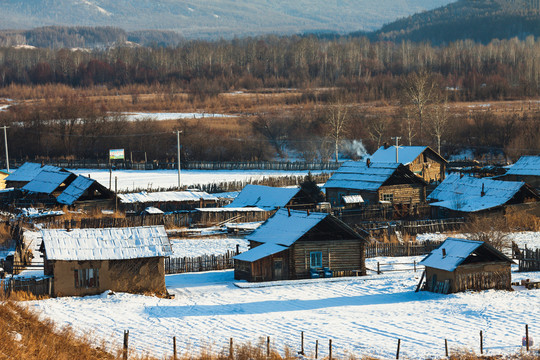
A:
177;130;182;189
391;136;402;163
2;126;9;172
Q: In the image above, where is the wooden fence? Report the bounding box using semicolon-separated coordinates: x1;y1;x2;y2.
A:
365;241;443;258
359;218;465;238
0;277;52;298
517;248;540;272
337;204;432;223
38;213;191;229
165;251;236;274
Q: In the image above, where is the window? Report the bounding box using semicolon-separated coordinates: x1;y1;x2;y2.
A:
74;268;99;289
310;251;322;268
382;193;394;202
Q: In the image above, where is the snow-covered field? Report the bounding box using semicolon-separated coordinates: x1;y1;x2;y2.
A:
170;237;248;257
72;169;324;192
122;112;238;121
28;262;539;359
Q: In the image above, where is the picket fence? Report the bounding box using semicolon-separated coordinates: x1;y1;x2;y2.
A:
518;248;540;272
364;241;443;258
0;277;52;298
165;251;237;274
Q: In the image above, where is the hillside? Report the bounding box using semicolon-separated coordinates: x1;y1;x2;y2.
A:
0;0;452;39
367;0;540;44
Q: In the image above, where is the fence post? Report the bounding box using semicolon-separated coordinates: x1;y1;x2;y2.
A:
329;339;332;360
445;339;448;357
267;336;270;357
299;331;304;355
396;339;401;359
173;336;177;360
526;324;529;351
315;340;318;359
377;262;381;274
229;338;234;359
123;330;129;360
480;331;483;355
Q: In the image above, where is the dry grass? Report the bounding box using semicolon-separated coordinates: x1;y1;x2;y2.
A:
0;222;12;248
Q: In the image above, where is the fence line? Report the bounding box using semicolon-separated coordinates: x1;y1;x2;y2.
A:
0;277;52;298
337;204;432;223
365;241;442;258
358;218;465;238
165;251;236;274
36;213;191;229
517;248;540;272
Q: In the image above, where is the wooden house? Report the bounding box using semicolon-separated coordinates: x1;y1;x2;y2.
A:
20;169;78;205
40;226;172;297
427;174;539;218
0;170;10;189
324;162;427;207
495;155;540;190
56;175;115;210
419;238;514;294
226;184;318;211
118;190;218;213
234;209;368;282
5;163;64;189
369;145;447;183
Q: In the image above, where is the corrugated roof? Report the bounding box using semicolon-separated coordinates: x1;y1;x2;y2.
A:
195;207;266;212
22;169;74;195
419;238;483;272
427;173;526;212
505;155;540;176
56;176;96;205
369;146;427;165
118;190;218;204
41;225;172;261
342;195;364;204
233;243;288;262
225;184;301;211
324;162;400;191
246;208;328;247
6;163;61;182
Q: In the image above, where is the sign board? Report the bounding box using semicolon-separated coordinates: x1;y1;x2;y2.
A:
109;149;125;160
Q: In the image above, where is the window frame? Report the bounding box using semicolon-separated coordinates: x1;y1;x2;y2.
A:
309;251;323;269
74;268;100;289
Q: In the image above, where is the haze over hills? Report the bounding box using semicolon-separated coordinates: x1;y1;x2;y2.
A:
0;0;453;39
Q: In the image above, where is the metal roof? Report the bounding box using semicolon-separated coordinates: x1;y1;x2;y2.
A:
56;176;96;205
419;238;483;272
369;146;427;165
505;155;540;176
324;161;400;191
22;169;74;195
233;243;288;263
118;190;218;204
6;163;61;182
41;225;173;261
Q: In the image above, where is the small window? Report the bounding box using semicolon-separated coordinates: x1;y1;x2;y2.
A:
310;251;322;268
74;268;99;289
382;193;394;202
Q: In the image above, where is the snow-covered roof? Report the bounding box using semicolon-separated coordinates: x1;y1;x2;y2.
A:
143;206;164;214
6;163;61;182
246;208;328;247
196;207;266;212
505;155;540;176
342;195;364;204
323;162;401;191
233;243;288;262
427;173;527;212
213;191;240;199
369;146;428;165
225;184;301;211
419;238;483;272
118;190;218;204
57;176;96;205
41;225;172;261
22;169;74;195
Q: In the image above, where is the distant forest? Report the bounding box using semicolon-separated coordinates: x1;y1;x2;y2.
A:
0;35;538;101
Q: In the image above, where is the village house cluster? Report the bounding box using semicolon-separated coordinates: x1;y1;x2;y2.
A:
0;147;538;297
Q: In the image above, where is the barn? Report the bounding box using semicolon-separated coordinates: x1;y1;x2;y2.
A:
369;145;447;183
324;161;427;207
233;208;368;282
419;238;514;294
40;225;172;297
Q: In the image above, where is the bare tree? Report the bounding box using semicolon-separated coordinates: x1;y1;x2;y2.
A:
402;108;416;146
401;70;438;143
428;96;449;154
368;116;388;149
326;100;349;162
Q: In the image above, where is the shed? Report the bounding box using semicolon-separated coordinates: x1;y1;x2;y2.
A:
225;184;318;211
118;190;218;213
56;175;114;209
496;155;540;190
419;238;514;293
324;161;427;207
233;208;367;282
427;173;539;218
5;163;64;188
369;145;447;183
40;225;172;297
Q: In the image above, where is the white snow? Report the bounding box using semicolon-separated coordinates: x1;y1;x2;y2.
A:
122;112;237;121
71;169;323;192
170;237;248;258
27;260;540;359
0;104;10;111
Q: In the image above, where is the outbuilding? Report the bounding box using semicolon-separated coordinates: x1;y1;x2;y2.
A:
496;155;540;190
40;225;172;297
419;238;514;294
234;208;368;282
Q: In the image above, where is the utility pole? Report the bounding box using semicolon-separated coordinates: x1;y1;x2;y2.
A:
2;126;9;172
177;130;182;189
391;136;402;163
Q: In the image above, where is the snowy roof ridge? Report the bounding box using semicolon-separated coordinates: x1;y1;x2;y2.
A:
369;146;427;165
427;173;528;212
41;225;172;261
323;161;401;191
118;190;218;204
225;184;301;211
57;175;96;205
6;162;63;182
505;155;540;176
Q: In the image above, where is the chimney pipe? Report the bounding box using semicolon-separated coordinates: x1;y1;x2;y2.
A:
307;209;310;216
287;207;291;217
396;146;399;163
442;248;446;257
366;158;371;168
481;183;485;197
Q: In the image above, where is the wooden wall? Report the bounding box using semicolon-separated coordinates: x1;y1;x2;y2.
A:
407;152;445;183
377;184;425;205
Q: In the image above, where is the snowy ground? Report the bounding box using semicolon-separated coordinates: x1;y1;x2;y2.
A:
121;112;238;121
170;237;248;258
71;169;324;192
27;257;540;359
